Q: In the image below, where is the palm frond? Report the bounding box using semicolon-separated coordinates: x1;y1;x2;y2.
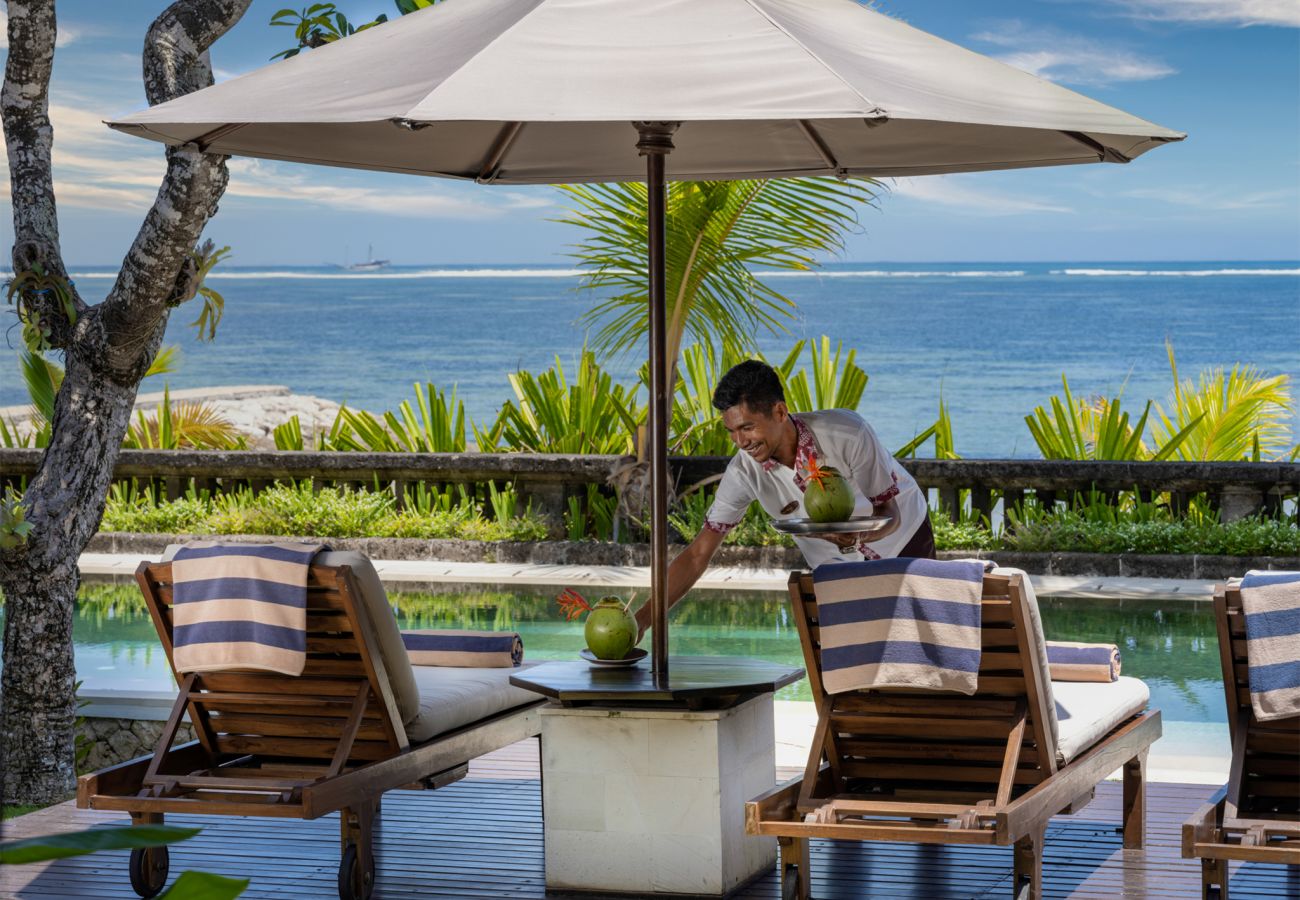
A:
1152;341;1293;460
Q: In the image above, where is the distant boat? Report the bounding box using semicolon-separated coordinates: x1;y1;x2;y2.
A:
347;245;390;271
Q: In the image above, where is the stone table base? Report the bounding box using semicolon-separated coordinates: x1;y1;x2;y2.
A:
541;695;777;896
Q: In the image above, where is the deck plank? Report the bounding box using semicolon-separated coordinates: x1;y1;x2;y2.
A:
3;739;1296;899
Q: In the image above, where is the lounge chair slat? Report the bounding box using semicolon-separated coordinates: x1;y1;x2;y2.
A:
216;734;393;762
835;740;1042;765
828;714;1024;740
209;713;389;742
838;760;1043;785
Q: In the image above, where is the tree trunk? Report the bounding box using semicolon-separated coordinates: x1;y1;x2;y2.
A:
0;0;251;805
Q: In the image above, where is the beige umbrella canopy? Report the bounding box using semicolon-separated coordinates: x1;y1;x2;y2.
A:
110;0;1183;676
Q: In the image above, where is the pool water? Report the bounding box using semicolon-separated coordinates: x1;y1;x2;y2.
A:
33;583;1224;718
2;582;1232;774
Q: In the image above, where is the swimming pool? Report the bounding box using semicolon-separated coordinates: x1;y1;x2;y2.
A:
24;582;1222;714
1;582;1231;775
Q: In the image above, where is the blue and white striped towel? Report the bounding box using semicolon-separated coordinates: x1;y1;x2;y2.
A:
171;541;326;676
401;630;523;668
812;558;986;695
1239;570;1300;723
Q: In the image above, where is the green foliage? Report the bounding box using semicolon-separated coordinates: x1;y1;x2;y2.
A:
1025;374;1199;461
6;264;77;352
0;824;198;864
273;415;305;451
99;481;551;543
324;383;467;452
897;393;959;459
270;3;389;58
123;386;247;451
1005;506;1300;556
560;177;879;386
0;487;33;550
782;336;868;413
1153;341;1294;461
928;508;999;551
669;490;794;548
475;351;642;454
185;243;232;342
0;824;247;898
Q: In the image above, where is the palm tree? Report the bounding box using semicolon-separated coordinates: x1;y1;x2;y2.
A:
558;177;880;392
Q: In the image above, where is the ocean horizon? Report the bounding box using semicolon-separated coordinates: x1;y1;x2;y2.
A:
2;260;1297;459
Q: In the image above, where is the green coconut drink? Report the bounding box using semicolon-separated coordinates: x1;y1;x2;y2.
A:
583;597;638;660
803;457;855;522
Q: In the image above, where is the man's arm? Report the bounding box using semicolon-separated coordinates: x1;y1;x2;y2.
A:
822;494;902;551
634;525;726;639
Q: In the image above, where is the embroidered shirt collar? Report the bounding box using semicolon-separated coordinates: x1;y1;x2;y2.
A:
763;415;818;486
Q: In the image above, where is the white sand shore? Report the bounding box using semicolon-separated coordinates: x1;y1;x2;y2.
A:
0;384;342;450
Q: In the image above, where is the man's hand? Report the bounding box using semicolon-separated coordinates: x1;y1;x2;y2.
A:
818;531;866;551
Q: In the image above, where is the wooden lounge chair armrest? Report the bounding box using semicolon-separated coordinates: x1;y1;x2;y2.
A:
1181;788;1227;857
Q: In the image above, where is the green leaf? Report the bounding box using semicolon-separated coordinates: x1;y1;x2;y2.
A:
0;825;199;864
159;870;249;900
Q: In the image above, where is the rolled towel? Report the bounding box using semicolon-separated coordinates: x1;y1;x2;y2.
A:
1046;641;1121;683
401;630;523;668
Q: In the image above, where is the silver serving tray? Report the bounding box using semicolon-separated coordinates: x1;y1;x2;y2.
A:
772;515;892;536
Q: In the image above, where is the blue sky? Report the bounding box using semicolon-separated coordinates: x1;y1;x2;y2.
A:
1;0;1297;265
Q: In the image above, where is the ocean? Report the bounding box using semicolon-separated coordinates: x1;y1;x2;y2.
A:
2;261;1296;458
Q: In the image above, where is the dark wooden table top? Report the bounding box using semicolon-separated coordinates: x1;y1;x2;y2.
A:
509;656;805;708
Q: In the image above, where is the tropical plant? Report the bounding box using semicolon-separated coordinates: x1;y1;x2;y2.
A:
323;383;467;452
560;177;879;392
182;241;232;342
1025;375;1198;461
783;336;869;413
123;386;247;451
474;350;642;454
0;823;246;898
273;415;305;451
896;393;959;460
1152;342;1293;461
270;3;389;58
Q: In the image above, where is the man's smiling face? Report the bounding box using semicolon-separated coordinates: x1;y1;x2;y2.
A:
721;401;789;464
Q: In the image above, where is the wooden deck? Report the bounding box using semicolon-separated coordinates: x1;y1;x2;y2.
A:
3;740;1296;900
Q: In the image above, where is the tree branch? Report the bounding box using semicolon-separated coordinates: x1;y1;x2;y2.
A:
2;1;75;296
98;0;251;378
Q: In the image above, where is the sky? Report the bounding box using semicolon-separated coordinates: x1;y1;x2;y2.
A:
0;0;1297;266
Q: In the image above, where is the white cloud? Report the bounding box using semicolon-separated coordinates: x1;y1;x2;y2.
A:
1119;186;1295;210
0;101;540;219
1109;1;1300;27
0;11;79;49
974;21;1176;86
891;177;1075;215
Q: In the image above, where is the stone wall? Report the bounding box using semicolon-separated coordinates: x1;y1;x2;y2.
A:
80;716;195;772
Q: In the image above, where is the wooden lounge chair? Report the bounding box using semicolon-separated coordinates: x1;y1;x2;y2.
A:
1181;582;1300;899
746;568;1161;900
77;550;544;900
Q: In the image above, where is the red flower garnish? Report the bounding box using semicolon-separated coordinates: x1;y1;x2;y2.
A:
557;588;593;621
804;453;832;489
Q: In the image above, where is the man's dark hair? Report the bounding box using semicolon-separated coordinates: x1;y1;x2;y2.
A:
712;360;785;414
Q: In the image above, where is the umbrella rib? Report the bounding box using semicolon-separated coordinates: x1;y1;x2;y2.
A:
1061;131;1131;164
797;120;842;177
476;121;525;184
742;0;888;118
190;122;247;152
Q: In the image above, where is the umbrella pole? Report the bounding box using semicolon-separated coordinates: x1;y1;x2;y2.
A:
636;121;679;681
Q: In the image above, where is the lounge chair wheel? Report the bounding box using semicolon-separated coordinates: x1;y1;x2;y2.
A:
128;846;169;898
338;842;374;900
781;866;801;900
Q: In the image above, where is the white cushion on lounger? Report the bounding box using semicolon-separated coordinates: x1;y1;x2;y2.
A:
405;662;541;744
1051;676;1150;764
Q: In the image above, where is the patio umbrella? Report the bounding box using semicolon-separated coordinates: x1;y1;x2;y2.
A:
110;0;1183;678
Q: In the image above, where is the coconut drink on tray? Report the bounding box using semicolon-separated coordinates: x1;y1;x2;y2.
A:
772;453;893;537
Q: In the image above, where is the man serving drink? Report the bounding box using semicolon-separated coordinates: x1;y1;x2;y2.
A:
637;360;934;637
